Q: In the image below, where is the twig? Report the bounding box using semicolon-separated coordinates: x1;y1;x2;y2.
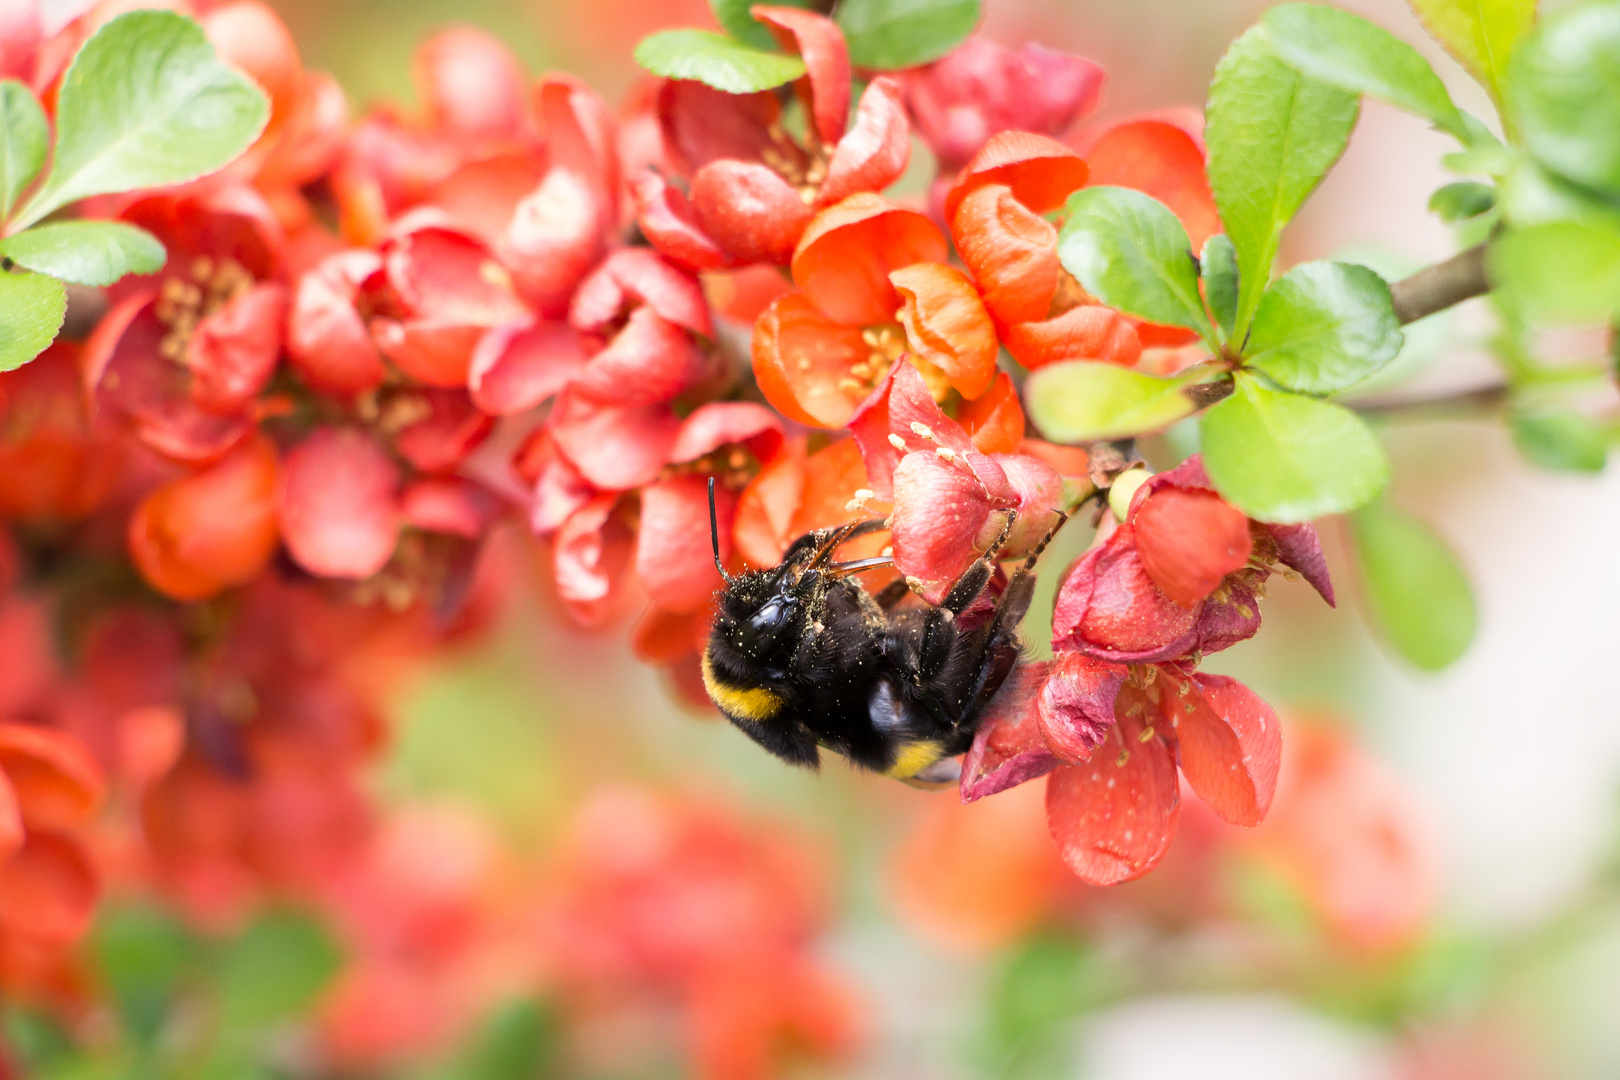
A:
1387;242;1490;325
1351;382;1510;421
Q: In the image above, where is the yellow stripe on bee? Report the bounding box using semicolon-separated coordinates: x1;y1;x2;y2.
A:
884;740;945;779
701;649;782;723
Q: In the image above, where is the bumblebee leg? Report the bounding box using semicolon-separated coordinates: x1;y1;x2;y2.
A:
873;578;910;611
914;509;1018;680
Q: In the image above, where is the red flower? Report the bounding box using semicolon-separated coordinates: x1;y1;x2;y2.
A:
1051;456;1333;664
0;343;123;523
278;428;401;580
85;189;287;464
0;724;104;949
640;7;909;268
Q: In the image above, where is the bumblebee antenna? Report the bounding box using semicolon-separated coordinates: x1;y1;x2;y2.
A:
708;477;731;583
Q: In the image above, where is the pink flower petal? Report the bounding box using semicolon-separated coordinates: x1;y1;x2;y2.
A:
553;493;634;624
572;306;706;405
848;359;976;499
394;390;494;474
817;76;909;208
1168;671;1281;827
382;225;528;326
534;73;620;221
287;250;387;397
547;391;680;491
412;27;530;142
1187;574;1264;657
370;318;485;388
689;158;815;267
960;661;1060;803
570;247;713;340
890;450;1000;604
187;283;286;412
1036;652;1126;764
670;401;784;464
0;831;98;944
633;170;730;272
1045;709;1179;885
1050;522;1199;663
656;79;778;176
497;166;607;317
401;477;500;539
996;452;1065;556
754;6;850;147
469;318;585;415
279;428;401;579
636;475;734;613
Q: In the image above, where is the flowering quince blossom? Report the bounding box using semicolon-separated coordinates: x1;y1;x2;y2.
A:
636;7;910;269
958;456;1335;885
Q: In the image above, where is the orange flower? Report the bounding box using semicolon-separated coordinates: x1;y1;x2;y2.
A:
0;724;105;952
752;195;998;428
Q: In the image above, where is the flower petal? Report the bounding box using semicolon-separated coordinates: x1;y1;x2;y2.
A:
128;434;282;601
637;475;734;612
279;428;401;579
0;831;98;944
657;79;779;176
1044;710;1179;885
515;429;596;535
394;390;494;473
469;318;586;415
890;451;999;603
1133;486;1252;608
734;436;806;567
671;401;785;465
0;723;105;832
1003;304;1141;370
383;225;528;327
401;477;500;539
1077;116;1220;251
1035;652;1126;763
960;660;1061;802
958;371;1024;454
903;37;1105;170
751;292;871;429
0;771;20;866
1050;522;1199;662
573;306;706;405
553;493;634;624
535;73;620;220
1167;671;1281;827
792;195;948;326
370;318;485;388
412;26;530;142
997;452;1065;555
890;262;997;400
817;76;909;208
633;170;730;272
691;159;815;267
848;360;978;500
288;250;388;397
753;5;850;147
498;166;607;317
547;391;680;491
944;131;1089;222
571;247;714;340
428;152;548;245
950;183;1059;326
1265;523;1335;606
187;283;286;412
1187;575;1264;657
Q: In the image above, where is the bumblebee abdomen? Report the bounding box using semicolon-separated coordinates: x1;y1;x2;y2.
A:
700;647;783;723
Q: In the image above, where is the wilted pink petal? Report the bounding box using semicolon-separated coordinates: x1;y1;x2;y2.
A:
670;402;784;464
553;494;633;622
1168;671;1281;827
1051;523;1199;662
690;159;814;267
547;391;680;491
572;306;706;405
961;661;1060;802
1036;652;1126;763
890;451;1003;604
498;166;606;317
287;250;387;396
570;247;713;340
279;428;401;579
754;6;850;147
1266;523;1335;606
637;475;734;613
412;27;530;142
401;477;499;539
469;318;585;415
904;37;1105;169
187;283;286;412
1045;709;1179;885
1187;575;1263;657
394;390;494;473
657;80;779;176
818;77;909;208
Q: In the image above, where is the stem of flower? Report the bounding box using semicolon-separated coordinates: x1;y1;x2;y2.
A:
1387;242;1490;325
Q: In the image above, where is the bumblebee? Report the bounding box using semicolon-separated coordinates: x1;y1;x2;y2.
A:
700;479;1064;787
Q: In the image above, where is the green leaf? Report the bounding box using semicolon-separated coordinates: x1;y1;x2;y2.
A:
1496;157;1620;229
1024;361;1200;441
1201;234;1240;339
0;221;165;286
1429;180;1497;222
634;29;807;93
1263;4;1467;138
1244;260;1403;393
1205;26;1360;339
17;11;268;230
0;80;47;221
1409;0;1537;100
0;269;66;371
216;910;339;1032
710;0;812;50
1487;221;1620;322
1511;408;1608;471
1056;186;1214;343
1506;0;1620;195
837;0;982;70
93;904;193;1044
454;1000;558;1080
1200;372;1388;522
1350;500;1476;670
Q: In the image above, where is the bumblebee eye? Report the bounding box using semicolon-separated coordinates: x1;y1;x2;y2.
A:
749;596;792;633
